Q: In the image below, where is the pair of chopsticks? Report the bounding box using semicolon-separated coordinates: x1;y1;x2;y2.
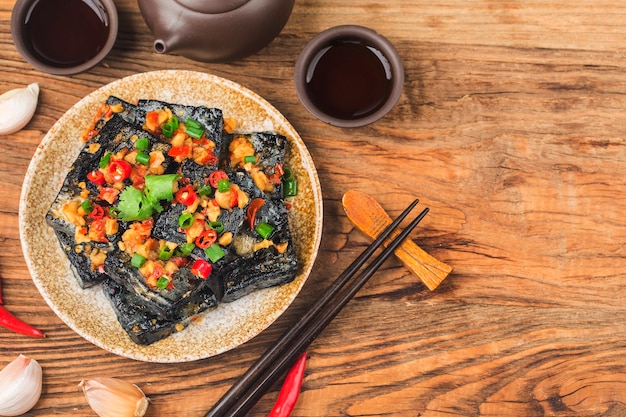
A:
205;199;429;417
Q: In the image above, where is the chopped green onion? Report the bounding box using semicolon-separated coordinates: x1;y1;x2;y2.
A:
135;151;151;165
99;152;111;169
156;276;170;289
209;221;224;233
136;137;149;151
144;174;179;204
161;116;179;138
176;242;195;257
255;222;275;239
282;167;297;197
161;122;174;138
178;212;194;229
197;185;212;196
217;179;230;193
169;115;179;130
244;155;257;164
283;179;297;197
131;253;146;268
159;245;175;261
205;244;225;263
186;125;204;139
81;200;93;214
282;167;294;181
185;118;202;129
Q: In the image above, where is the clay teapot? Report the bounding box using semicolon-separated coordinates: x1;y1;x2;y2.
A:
138;0;295;63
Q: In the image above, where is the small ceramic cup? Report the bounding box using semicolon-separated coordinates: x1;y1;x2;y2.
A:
294;25;404;128
11;0;118;75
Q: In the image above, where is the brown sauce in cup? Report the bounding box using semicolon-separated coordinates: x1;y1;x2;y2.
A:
21;0;110;68
304;41;394;121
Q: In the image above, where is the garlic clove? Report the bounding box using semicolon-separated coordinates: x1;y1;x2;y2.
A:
0;83;39;135
0;354;43;416
79;377;149;417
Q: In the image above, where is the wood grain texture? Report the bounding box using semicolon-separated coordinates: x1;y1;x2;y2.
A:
0;0;626;416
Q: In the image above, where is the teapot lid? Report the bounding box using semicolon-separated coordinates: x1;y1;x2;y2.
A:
174;0;250;14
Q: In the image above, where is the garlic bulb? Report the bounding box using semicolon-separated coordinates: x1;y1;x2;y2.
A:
0;354;43;416
80;377;149;417
0;83;39;135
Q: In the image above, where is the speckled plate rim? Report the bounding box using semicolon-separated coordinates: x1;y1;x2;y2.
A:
18;70;323;363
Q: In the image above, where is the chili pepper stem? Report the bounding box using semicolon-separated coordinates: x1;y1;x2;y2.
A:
0;305;44;338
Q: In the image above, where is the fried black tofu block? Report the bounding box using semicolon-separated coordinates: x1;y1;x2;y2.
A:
222;132;288;200
216;198;298;303
102;278;216;345
46;114;175;288
135;99;225;153
53;229;109;288
104;249;219;320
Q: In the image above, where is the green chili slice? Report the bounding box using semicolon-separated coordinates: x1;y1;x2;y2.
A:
99;152;112;169
256;222;275;239
244;155;256;164
205;244;225;263
217;179;231;193
131;253;146;268
209;221;224;233
81;200;93;214
136;137;149;151
178;212;194;229
197;185;212;196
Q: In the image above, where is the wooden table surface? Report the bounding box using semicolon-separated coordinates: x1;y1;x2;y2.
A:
2;0;626;416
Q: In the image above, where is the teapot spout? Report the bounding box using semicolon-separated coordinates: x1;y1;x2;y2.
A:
153;39;170;54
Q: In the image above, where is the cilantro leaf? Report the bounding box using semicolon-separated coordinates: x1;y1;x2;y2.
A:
116;186;154;221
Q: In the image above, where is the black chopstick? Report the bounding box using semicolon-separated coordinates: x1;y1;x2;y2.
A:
205;200;428;417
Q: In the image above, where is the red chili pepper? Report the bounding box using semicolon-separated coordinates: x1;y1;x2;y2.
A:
209;170;229;188
108;160;132;182
0;305;44;338
190;259;212;279
168;144;192;159
229;187;239;208
86;170;105;185
195;229;217;249
246;198;265;229
175;185;198;206
268;352;307;417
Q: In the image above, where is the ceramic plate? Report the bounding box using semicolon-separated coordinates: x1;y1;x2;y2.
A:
19;70;322;363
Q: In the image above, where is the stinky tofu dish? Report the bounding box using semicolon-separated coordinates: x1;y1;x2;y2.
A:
45;97;299;345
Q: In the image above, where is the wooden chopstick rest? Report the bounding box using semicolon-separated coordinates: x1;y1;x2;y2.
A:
342;190;452;290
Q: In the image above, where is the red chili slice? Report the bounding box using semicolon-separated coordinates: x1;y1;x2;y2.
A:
190;259;213;279
209;170;229;188
108;160;132;182
195;229;217;249
86;170;105;185
246;198;265;229
175;185;197;206
87;204;105;220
